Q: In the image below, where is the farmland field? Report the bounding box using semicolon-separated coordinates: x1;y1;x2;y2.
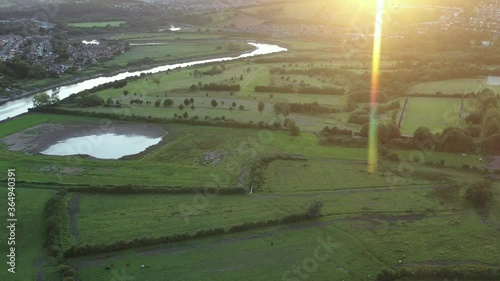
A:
400;97;463;135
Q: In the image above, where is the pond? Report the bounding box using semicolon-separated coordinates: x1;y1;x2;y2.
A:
41;133;163;159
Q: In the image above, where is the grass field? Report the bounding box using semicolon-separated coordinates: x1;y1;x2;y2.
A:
70;193;499;281
409;78;500;95
401;97;463;135
0;188;56;281
67;21;126;28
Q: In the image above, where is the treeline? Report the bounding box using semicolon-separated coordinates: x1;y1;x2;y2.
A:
198;83;240;91
29;107;288;131
44;190;69;257
410;92;473;98
289;102;339;114
64;211;317;258
254;86;345;95
362;100;401;115
249;153;307;191
376;266;500;281
87;79;128;93
320;126;353;137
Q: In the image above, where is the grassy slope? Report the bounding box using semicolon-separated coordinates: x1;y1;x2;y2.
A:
67;21;126;28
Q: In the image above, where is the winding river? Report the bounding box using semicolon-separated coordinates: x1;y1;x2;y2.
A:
0;42;287;121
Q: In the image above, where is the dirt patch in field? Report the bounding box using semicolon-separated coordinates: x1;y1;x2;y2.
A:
1;122;167;154
202;151;231;165
487;156;500;171
39;165;84;176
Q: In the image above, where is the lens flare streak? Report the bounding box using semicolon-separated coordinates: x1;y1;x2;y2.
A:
368;0;385;174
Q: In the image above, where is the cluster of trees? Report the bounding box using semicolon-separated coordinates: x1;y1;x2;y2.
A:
0;58;53;80
192;66;223;77
254;86;344;96
30;106;290;131
87;79;128;93
413;126;475;153
465;180;494;211
78;94;104;107
104;98;121;108
191;83;240;92
289;102;338;114
320;126;353;137
360;123;401;144
32;92;60;108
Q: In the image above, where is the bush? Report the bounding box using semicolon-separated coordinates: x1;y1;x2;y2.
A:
465;180;493;210
307;199;324;218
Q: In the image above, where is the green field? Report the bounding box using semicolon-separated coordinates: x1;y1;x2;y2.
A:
409;78;500;95
1;19;499;281
401;97;464;135
104;42;252;66
67;21;126;28
0;188;56;281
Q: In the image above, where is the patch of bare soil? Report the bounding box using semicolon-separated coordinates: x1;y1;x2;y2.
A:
487;156;500;171
202;151;231;165
1;122;167;154
39;165;84;176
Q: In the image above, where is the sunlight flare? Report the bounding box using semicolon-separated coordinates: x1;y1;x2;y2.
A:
368;0;385;174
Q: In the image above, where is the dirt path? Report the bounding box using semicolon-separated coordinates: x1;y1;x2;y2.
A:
69;193;81;245
237;159;252;188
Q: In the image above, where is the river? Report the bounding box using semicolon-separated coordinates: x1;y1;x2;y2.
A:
0;42;286;121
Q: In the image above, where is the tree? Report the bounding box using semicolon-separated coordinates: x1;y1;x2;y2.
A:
413;127;433;145
155;99;161;107
232;102;237;108
191;105;195;110
184;98;190;106
32;93;51;108
211;99;218;108
272;103;291;117
239;105;245;111
306;199;323;219
123;90;129;96
360;123;370;138
197;81;203;88
288;120;300;136
153;77;161;86
164;99;173;107
465;180;493;211
258;101;265;114
178;104;184;110
189;98;194;104
190;84;197;91
104;98;114;107
378;124;389;144
183;111;189;119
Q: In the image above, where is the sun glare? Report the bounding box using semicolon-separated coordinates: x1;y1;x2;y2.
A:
368;0;385;174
